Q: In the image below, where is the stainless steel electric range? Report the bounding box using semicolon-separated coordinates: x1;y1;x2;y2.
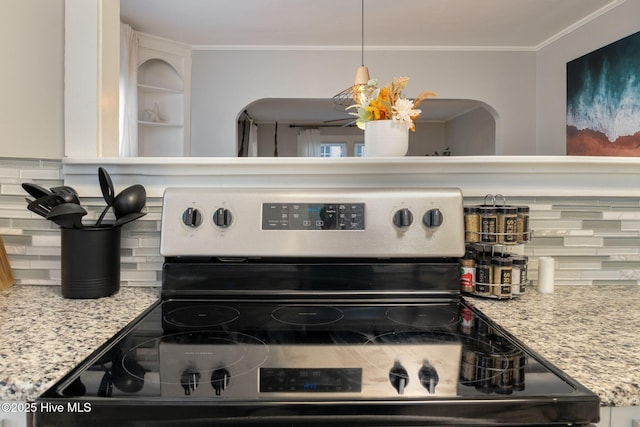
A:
35;187;599;426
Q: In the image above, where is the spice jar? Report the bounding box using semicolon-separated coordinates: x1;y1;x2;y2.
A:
479;206;498;243
459;305;473;335
492;256;512;298
475;352;494;391
516;206;530;243
497;206;518;245
519;255;528;284
464;206;481;243
460;248;476;293
461;345;477;384
495;354;514;395
511;256;528;295
512;352;527;391
475;256;492;296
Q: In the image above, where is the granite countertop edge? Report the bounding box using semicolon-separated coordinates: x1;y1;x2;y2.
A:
1;284;638;407
0;285;160;402
467;285;640;407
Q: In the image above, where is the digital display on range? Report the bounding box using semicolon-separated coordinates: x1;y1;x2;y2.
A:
262;203;365;230
260;368;362;393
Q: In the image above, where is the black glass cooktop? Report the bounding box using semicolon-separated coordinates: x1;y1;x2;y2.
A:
36;297;599;427
35;259;598;426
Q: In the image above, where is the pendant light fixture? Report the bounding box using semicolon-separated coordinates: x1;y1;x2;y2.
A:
332;0;371;108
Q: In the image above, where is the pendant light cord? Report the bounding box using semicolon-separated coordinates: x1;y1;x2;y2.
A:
361;0;365;66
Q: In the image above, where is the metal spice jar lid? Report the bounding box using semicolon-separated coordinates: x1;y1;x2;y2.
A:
491;256;513;267
497;206;518;214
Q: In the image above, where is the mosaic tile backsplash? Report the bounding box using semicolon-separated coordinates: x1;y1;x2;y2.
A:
0;158;162;287
1;157;639;288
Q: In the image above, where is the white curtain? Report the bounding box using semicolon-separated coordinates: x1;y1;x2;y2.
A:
119;23;138;157
247;120;258;157
297;129;321;157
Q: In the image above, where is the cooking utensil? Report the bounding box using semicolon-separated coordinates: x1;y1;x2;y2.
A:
26;197;47;217
27;194;65;218
46;203;87;229
50;185;80;204
96;167;115;227
97;371;113;398
111;357;145;393
61;377;86;397
112;212;146;228
21;183;52;199
112;184;146;220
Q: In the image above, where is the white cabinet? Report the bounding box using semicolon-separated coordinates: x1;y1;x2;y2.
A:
0;401;27;427
137;33;191;157
599;406;640;427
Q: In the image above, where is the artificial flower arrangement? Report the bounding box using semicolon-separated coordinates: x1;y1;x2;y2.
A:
347;76;435;131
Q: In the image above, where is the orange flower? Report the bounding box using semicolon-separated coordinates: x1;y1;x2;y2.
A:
347;77;435;130
367;95;390;120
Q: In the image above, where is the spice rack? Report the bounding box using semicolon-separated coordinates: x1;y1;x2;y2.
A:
461;195;531;300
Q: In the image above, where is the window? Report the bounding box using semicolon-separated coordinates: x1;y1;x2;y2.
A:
320;143;347;158
297;133;365;158
318;135;364;157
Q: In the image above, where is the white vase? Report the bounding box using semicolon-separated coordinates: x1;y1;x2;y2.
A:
364;120;409;157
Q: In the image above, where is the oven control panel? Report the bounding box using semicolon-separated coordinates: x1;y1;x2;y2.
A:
161;187;464;257
158;343;461;399
260;368;362;393
262;203;365;230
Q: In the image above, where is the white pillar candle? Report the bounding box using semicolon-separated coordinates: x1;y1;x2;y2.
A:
537;257;555;294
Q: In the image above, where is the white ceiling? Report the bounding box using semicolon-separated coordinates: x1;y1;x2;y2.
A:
120;0;624;124
120;0;621;49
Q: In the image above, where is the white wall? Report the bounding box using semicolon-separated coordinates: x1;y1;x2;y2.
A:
64;0;120;157
191;49;536;157
536;0;640;155
409;122;448;156
256;123;299;157
447;107;496;156
0;0;64;158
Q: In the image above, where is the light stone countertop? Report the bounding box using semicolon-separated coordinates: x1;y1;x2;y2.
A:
0;285;159;401
467;285;640;407
0;284;638;407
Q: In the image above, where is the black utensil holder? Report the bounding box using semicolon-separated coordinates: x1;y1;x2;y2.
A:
61;227;121;299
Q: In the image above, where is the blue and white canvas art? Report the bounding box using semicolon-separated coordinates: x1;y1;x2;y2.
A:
567;31;640;156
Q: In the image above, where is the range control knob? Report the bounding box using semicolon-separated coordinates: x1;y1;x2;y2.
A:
422;208;444;228
180;368;201;396
211;368;230;396
418;360;439;394
213;208;233;228
392;208;413;229
182;207;203;228
389;361;409;395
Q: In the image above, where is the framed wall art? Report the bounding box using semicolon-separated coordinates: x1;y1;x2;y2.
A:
567;31;640;156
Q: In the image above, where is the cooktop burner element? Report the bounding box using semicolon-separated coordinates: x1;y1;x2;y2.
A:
271;305;344;326
35;187;599;427
163;304;240;328
385;306;459;329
